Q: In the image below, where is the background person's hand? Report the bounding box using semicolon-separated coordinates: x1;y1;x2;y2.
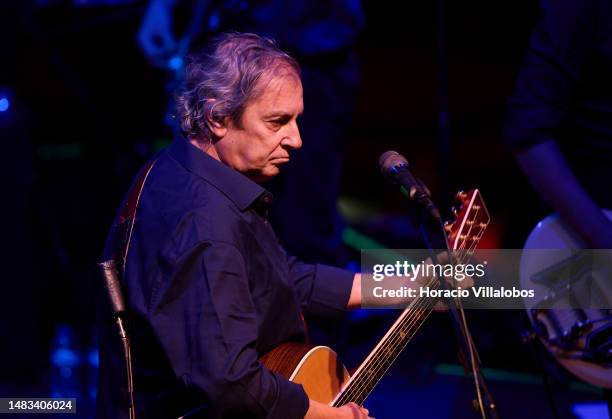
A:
137;0;178;68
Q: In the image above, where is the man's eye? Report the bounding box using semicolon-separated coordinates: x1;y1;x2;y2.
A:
268;119;285;128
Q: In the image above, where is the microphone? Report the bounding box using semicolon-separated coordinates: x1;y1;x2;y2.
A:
379;151;441;222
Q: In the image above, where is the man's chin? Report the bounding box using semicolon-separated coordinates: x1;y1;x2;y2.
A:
252;166;281;183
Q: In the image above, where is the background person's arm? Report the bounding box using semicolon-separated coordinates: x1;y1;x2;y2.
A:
504;0;612;247
137;0;180;67
515;140;612;248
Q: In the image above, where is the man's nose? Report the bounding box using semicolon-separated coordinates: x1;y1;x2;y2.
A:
282;121;302;149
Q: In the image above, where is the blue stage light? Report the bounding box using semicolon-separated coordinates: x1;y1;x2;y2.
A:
0;98;9;112
208;12;220;31
572;402;609;419
168;56;183;71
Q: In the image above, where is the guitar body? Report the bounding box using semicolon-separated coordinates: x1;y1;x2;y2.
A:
261;343;350;404
521;210;612;389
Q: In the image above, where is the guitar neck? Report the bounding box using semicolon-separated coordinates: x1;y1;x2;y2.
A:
331;276;440;407
331;189;489;407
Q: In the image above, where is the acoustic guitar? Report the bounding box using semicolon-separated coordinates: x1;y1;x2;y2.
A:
261;190;491;406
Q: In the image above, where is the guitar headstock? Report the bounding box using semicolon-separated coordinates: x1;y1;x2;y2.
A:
443;189;490;256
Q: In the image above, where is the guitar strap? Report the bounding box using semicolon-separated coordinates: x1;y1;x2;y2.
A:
98;158;157;419
102;158;158;272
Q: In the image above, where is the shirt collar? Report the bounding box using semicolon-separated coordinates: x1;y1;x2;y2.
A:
167;137;273;212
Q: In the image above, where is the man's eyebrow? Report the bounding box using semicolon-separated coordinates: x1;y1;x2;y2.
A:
263;111;298;119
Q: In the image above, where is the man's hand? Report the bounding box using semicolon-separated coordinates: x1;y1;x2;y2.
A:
349;251;475;310
306;399;374;419
420;252;475;312
337;402;374;419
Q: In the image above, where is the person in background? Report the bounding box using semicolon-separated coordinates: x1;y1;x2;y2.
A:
504;0;612;248
504;0;612;411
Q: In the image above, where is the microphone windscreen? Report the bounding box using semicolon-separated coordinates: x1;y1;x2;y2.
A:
379;151;408;176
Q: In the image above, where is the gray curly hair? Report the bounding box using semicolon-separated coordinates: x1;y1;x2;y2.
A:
176;32;301;141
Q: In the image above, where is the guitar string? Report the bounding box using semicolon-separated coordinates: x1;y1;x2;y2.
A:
455;204;482;252
337;238;481;405
337;211;488;405
455;210;480;256
335;199;488;404
342;250;471;404
456;205;488;258
337;235;483;406
335;279;440;405
339;263;470;406
451;214;480;357
334;273;442;405
452;207;488;416
344;241;484;404
346;310;436;405
449;206;488;416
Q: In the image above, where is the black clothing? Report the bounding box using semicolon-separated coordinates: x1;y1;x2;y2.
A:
97;138;354;419
504;1;612;408
504;0;612;207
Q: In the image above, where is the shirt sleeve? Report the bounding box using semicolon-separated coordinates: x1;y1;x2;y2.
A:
149;240;309;419
503;0;596;150
286;255;354;317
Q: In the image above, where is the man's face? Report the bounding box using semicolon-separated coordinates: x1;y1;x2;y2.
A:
211;72;304;182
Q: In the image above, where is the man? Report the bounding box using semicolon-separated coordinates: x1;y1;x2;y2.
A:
505;0;612;248
504;0;612;411
97;33;372;419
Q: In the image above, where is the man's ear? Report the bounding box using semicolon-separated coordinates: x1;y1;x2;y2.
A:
205;99;228;139
207;117;228;139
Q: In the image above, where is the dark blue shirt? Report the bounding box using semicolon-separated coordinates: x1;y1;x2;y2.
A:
504;0;612;207
97;138;354;419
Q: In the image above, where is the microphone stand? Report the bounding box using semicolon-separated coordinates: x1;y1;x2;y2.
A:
407;204;499;419
99;260;136;419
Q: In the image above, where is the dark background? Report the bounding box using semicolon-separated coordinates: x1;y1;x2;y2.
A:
0;0;606;418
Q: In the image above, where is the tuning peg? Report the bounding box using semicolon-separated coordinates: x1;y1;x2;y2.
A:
450;206;458;217
443;220;453;233
456;190;468;203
